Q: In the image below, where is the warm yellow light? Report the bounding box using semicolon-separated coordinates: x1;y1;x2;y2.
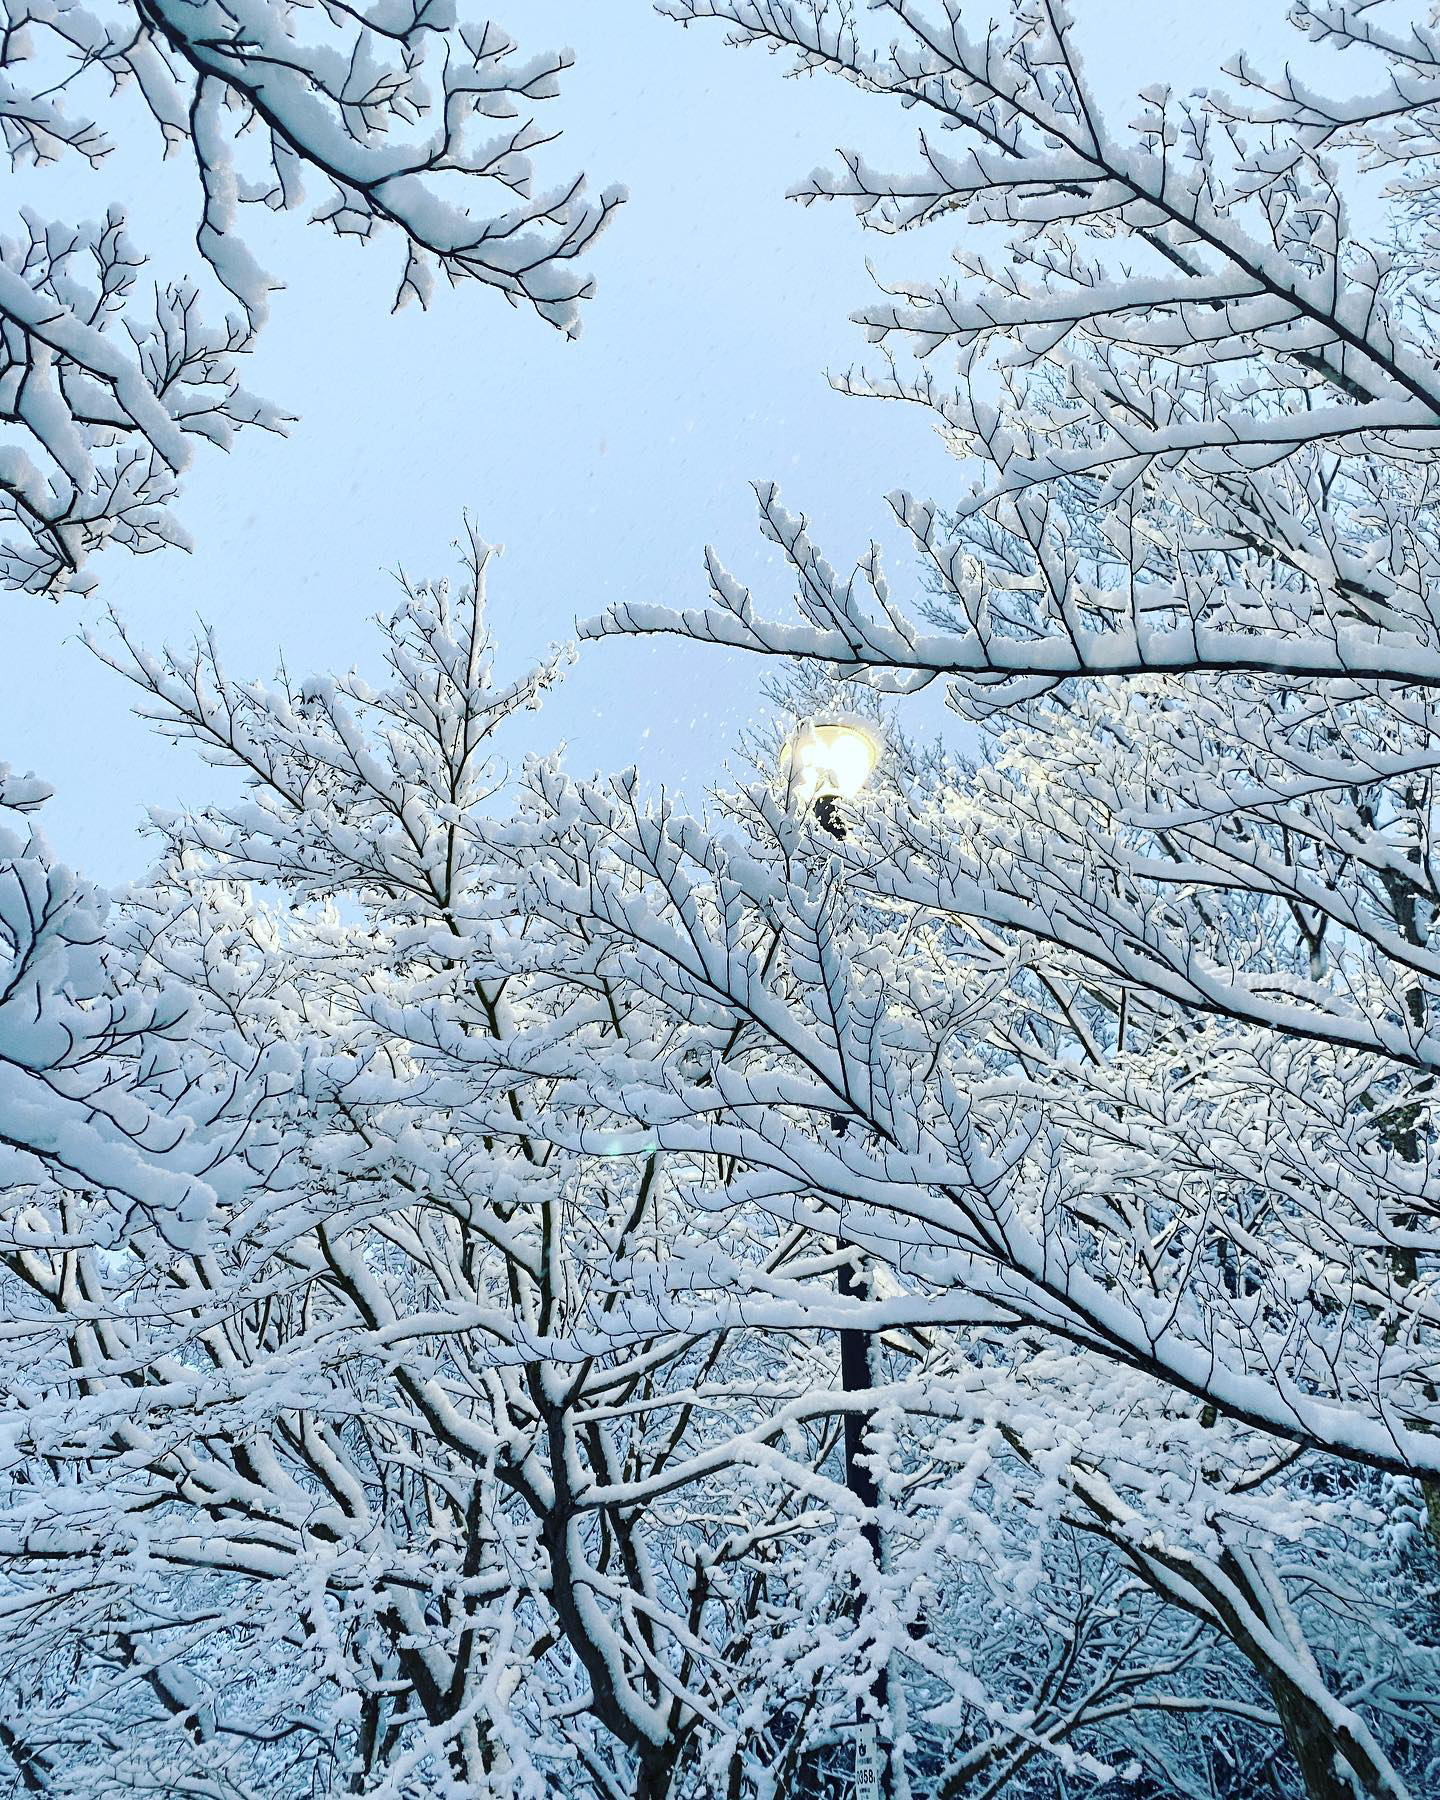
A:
782;719;881;804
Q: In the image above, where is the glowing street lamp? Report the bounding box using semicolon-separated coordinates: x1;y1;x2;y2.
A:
781;717;881;837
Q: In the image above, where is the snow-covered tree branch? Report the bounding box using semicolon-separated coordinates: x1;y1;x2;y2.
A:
1;0;622;594
602;0;1440;704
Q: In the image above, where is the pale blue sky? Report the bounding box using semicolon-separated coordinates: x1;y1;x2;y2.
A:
3;2;1297;879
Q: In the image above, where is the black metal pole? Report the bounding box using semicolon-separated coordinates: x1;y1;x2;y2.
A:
837;1251;886;1581
814;790;893;1797
837;1246;892;1799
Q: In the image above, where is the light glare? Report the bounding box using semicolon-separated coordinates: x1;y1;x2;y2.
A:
784;720;881;803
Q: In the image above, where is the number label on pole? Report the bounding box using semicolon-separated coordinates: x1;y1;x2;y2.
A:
855;1721;883;1800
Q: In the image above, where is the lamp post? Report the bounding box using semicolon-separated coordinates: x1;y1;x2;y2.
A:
782;718;892;1800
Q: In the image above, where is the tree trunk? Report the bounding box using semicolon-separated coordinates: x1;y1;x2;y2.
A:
1267;1667;1375;1800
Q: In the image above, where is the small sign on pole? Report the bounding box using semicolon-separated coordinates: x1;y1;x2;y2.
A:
854;1721;883;1800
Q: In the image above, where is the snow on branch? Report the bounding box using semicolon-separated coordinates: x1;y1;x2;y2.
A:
0;1;623;593
629;0;1440;711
